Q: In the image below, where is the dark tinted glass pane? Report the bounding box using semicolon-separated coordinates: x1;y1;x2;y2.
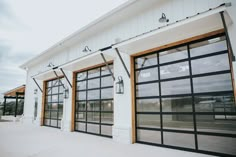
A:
51;103;58;110
137;114;160;128
163;132;195;148
196;114;236;134
160;61;189;79
101;113;113;124
50;111;58;119
77;81;86;90
194;95;235;112
87;124;99;134
88;90;100;100
101;76;113;87
198;135;236;156
88;68;100;78
191;54;230;75
88;78;100;89
163;114;194;131
58;103;63;112
101;125;112;136
135;54;157;69
87;112;99;123
75;122;86;131
162;97;192;112
101;100;113;111
190;36;227;57
136;83;159;97
193;74;232;93
136;99;160;112
159;46;188;64
137;129;161;144
77;72;87;81
44;111;50;118
161;79;191;95
87;101;100;111
101;88;113;99
76;112;86;121
136;67;158;83
77;101;86;111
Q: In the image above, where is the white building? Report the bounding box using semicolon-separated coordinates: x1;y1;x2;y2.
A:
20;0;236;156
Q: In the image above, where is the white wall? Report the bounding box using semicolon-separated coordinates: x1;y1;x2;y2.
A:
22;0;235;144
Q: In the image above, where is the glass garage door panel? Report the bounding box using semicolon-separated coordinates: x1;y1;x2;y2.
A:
134;34;236;156
43;78;64;128
75;64;114;137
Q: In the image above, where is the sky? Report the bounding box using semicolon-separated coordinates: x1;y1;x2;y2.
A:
0;0;128;102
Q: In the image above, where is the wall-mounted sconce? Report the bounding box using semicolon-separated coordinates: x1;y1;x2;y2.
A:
82;46;91;53
64;87;69;99
34;89;38;95
47;62;55;68
159;13;169;23
116;76;124;94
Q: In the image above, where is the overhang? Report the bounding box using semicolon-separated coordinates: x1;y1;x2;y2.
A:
32;68;63;81
59;49;115;71
112;4;231;55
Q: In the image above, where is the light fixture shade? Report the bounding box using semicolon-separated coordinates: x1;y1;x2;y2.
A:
159;13;169;23
82;46;91;53
116;76;124;94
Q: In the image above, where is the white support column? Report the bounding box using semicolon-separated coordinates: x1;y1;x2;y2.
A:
112;50;132;144
61;71;73;132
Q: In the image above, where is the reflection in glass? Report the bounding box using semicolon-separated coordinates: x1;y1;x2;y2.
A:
87;101;100;111
137;129;161;144
136;67;158;83
101;113;113;124
101;88;113;99
137;114;160;128
101;65;113;75
136;83;159;97
161;79;191;95
191;54;230;75
88;68;100;78
159;46;188;64
190;36;226;57
198;135;236;155
135;54;157;69
160;62;189;79
77;101;86;111
136;99;160;112
77;72;87;81
88;78;100;89
101;76;113;87
87;112;99;123
76;112;86;121
162;97;192;112
77;81;86;90
101;100;113;111
87;124;99;134
163;114;194;130
77;91;87;100
163;132;195;148
193;74;232;93
76;122;86;131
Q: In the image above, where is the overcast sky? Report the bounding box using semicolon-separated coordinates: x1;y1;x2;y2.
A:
0;0;127;102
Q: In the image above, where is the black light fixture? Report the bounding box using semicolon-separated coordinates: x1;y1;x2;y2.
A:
159;13;169;23
82;46;91;53
64;87;69;99
34;89;38;95
116;76;124;94
47;62;55;68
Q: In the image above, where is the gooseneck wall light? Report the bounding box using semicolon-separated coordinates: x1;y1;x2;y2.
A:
116;76;124;94
159;13;169;23
82;46;92;53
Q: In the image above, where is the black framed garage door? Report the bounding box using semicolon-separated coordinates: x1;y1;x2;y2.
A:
134;33;236;156
75;64;114;137
44;78;64;128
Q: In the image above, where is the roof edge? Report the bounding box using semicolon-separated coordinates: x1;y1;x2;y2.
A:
19;0;138;69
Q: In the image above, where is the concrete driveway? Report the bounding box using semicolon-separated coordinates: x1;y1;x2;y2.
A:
0;122;212;157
